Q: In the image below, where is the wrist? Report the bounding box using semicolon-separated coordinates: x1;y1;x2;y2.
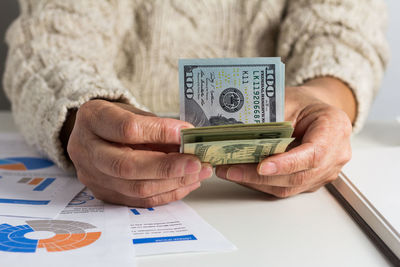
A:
60;109;77;160
302;77;357;123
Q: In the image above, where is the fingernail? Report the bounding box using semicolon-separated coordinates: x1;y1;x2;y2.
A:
178;125;194;135
179;124;194;130
227;166;243;182
177;125;194;143
259;162;277;175
198;165;213;180
184;159;201;174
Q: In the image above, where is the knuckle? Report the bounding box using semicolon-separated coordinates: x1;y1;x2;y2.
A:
111;154;135;178
91;191;106;202
343;121;353;137
254;174;268;185
91;190;120;206
178;176;187;187
156;157;175;178
338;111;353;136
133;182;152;198
327;173;339;183
316;113;332;128
67;139;78;161
168;190;183;202
289;171;307;186
312;144;326;169
119;115;136;141
78;101;97;123
307;186;320;193
77;102;91;119
140;197;157;208
154;119;170;143
142;190;182;208
339;147;352;165
76;171;92;187
285;156;300;174
273;187;297;198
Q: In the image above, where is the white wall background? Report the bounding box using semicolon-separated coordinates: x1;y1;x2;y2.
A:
368;0;400;121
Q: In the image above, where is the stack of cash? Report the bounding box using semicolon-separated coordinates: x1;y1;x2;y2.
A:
179;58;294;165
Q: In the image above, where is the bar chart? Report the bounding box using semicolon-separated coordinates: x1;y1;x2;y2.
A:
17;177;56;191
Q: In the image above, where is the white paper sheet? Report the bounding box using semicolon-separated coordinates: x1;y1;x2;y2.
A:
0;133;84;218
129;201;236;256
0;189;136;267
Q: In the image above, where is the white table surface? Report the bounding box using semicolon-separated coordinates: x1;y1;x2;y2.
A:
0;111;393;266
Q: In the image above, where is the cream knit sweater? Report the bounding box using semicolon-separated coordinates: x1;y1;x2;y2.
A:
3;0;389;169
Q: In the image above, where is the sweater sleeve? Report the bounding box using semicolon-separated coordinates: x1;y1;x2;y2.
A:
278;0;389;132
3;0;147;169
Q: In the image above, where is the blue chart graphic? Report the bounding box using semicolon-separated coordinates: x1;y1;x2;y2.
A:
0;157;54;171
68;191;95;206
130;207;154;215
0;199;50;205
0;220;101;253
33;178;55;191
133;235;197;244
0;223;37;252
0;176;56;205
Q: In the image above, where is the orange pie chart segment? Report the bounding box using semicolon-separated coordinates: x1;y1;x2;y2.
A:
0;163;27;171
38;232;101;252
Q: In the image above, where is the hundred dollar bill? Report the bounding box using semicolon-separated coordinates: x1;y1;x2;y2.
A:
180;122;294;164
179;57;285;126
181;122;293;144
183;138;294;166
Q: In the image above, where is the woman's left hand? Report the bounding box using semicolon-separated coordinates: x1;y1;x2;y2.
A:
215;77;355;197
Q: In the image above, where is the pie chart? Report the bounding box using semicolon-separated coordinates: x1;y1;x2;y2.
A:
0;220;101;253
0;157;54;171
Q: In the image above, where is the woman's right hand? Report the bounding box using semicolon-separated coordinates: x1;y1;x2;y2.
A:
66;100;212;207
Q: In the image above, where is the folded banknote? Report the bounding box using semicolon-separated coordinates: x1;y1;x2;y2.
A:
179;58;293;165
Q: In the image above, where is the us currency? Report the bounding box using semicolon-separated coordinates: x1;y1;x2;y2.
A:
180;122;294;165
181;122;293;144
179;57;285;126
183;138;294;166
179;57;293;165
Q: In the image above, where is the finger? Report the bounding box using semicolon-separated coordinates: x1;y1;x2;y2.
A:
88;181;201;208
89;138;205;179
230;171;339;197
113;102;156;117
82;165;212;198
257;107;345;177
257;142;317;176
215;165;229;179
216;164;315;187
81;100;193;144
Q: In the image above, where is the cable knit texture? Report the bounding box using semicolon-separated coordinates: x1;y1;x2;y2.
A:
3;0;389;169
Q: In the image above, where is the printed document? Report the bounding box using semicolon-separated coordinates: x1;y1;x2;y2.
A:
129;200;236;256
0;133;84;218
0;188;135;267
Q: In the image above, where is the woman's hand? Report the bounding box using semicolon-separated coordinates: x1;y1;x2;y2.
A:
66;100;213;207
215;77;355;197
